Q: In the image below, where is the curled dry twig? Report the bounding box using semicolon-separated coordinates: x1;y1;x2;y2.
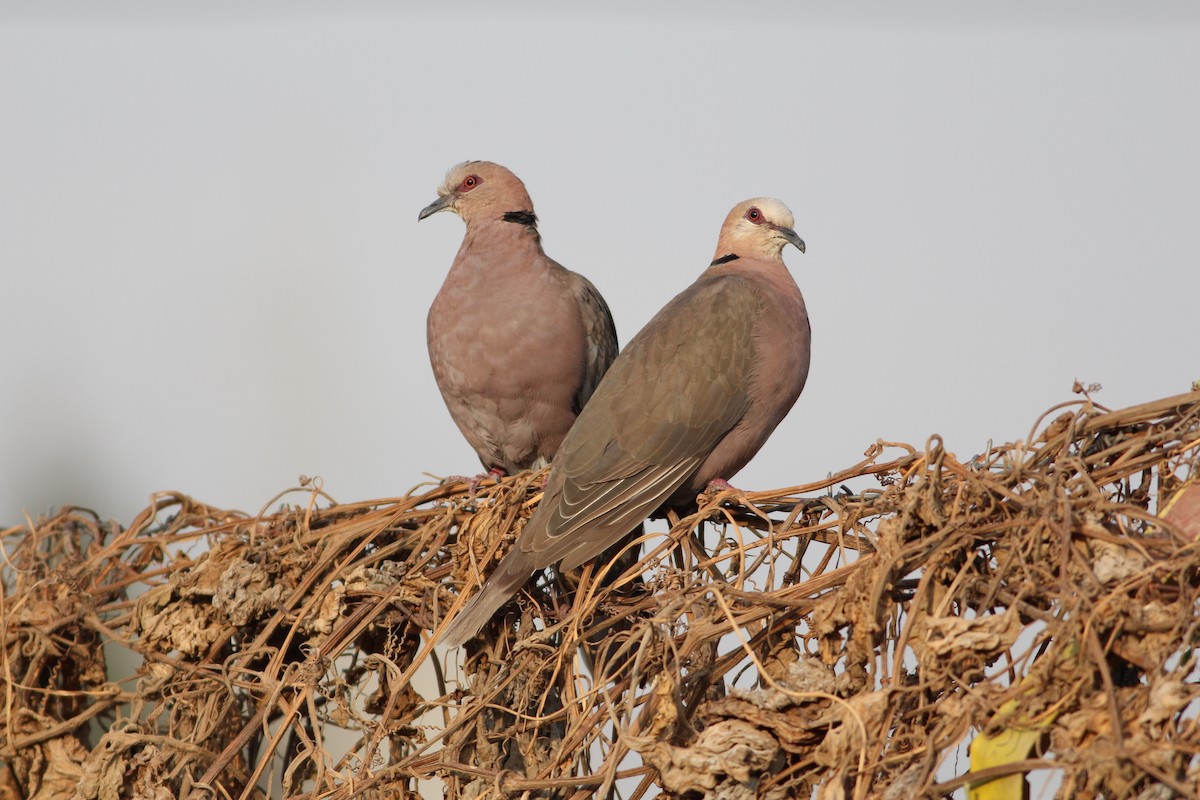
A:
3;391;1200;799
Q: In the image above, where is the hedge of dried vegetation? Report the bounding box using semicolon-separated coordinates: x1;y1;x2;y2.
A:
4;389;1200;800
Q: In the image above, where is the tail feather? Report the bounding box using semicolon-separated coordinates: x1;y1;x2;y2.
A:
441;548;535;647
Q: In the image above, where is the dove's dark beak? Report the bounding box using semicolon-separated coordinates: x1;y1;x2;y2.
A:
418;194;454;221
775;225;806;254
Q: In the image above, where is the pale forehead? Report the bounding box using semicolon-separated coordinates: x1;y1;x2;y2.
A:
741;197;795;228
442;160;482;185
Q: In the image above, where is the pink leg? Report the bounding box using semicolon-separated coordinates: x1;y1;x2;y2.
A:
468;467;507;495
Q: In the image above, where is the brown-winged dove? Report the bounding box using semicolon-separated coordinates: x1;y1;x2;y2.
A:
442;198;811;646
420;161;618;476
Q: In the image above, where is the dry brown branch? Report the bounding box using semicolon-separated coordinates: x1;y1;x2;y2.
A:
4;390;1200;799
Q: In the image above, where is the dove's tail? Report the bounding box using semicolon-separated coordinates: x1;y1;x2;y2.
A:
440;547;535;647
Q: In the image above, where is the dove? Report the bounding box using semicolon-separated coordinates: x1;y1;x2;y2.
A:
443;198;810;646
420;161;618;477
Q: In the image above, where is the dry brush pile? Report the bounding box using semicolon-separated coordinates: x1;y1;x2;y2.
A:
4;389;1200;799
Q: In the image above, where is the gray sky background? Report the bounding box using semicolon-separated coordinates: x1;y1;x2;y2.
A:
3;2;1199;526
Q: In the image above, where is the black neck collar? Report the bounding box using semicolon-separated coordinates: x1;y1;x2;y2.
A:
502;210;538;227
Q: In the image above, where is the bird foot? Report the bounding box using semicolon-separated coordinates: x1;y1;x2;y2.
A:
440;468;507;497
700;478;742;505
467;467;507;496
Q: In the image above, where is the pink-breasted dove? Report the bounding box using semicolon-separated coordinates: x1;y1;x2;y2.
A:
443;197;811;646
420;161;618;476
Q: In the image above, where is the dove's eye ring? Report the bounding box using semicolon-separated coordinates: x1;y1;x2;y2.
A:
461;176;481;191
746;207;764;224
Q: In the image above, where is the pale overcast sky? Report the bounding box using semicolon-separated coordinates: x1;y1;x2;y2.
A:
3;2;1198;524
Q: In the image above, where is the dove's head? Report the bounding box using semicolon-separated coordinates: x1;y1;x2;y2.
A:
418;161;536;226
713;198;805;262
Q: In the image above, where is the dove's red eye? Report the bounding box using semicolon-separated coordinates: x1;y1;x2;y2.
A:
746;207;765;224
460;175;481;191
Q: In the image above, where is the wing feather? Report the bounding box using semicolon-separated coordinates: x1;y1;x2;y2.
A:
569;272;619;413
517;274;764;572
